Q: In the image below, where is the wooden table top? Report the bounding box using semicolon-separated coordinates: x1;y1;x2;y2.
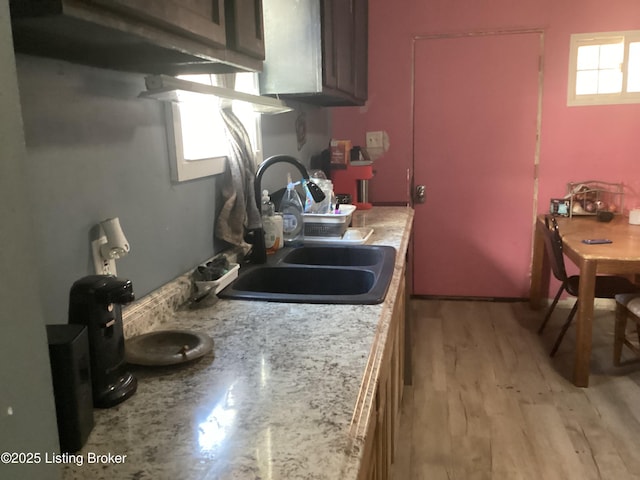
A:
551;215;640;272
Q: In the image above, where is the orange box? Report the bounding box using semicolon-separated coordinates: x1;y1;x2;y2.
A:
330;139;351;165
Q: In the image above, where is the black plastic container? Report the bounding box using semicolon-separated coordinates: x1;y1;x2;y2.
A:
46;324;94;452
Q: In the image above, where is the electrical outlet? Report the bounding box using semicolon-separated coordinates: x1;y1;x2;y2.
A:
366;131;384;149
91;236;116;275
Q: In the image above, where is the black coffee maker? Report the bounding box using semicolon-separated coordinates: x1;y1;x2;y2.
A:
69;275;137;408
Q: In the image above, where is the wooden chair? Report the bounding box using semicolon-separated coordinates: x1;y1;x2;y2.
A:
614;293;640;365
537;215;639;356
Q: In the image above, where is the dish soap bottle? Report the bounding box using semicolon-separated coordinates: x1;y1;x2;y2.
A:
280;174;304;247
261;190;283;254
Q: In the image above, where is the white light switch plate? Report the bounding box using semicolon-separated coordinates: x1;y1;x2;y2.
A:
366;131;384;149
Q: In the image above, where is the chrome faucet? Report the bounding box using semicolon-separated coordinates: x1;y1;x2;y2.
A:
247;155;325;263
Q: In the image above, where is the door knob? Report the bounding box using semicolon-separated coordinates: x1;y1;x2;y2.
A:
415;185;426;204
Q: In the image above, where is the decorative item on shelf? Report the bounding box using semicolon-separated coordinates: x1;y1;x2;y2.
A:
550;198;570;216
330;139;352;167
566;181;624;218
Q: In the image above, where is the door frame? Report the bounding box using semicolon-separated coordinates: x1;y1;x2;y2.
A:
409;29;545;297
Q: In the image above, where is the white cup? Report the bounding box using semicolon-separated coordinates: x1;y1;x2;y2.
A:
630;209;640;225
343;229;363;241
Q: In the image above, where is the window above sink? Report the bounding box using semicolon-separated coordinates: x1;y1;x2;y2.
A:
141;73;291;182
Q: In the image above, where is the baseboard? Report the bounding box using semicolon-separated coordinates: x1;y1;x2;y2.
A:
410;295;617;310
410;294;528;303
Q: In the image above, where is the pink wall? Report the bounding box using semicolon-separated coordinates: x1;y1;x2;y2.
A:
332;0;640;209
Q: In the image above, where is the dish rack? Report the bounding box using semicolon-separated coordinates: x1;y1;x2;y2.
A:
566;181;624;217
303;204;356;237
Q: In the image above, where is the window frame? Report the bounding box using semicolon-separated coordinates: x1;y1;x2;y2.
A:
567;30;640;106
165;73;264;183
166;102;228;182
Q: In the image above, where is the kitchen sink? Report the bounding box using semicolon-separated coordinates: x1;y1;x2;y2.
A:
218;245;396;304
228;266;374;296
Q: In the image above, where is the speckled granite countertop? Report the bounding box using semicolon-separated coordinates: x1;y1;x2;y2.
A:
62;206;414;480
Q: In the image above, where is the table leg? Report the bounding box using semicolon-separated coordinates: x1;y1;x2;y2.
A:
529;218;547;310
573;259;596;387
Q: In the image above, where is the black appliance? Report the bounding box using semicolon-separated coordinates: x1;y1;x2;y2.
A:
46;324;94;452
68;275;136;408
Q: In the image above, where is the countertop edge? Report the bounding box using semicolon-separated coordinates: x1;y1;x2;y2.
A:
342;207;415;477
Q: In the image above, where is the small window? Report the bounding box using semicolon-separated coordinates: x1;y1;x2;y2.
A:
568;31;640;106
166;73;263;182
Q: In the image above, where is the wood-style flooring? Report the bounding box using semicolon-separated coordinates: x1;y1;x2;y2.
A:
392;299;640;480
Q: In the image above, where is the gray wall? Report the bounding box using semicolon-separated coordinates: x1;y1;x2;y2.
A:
0;4;60;479
15;55;331;325
262;108;330;162
261;106;332;195
0;35;329;470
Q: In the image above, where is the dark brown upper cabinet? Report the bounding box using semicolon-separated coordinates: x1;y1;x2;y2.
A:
9;0;264;75
332;0;355;97
82;0;228;47
225;0;265;60
260;0;368;106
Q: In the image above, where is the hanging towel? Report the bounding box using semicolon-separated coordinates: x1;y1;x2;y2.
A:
215;107;262;253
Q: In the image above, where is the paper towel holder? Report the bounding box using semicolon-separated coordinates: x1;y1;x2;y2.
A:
91;217;130;275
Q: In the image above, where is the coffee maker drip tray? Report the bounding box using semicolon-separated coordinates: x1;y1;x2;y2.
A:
125;330;214;366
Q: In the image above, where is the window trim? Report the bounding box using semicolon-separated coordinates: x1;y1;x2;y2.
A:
160;72;270;183
567;30;640;106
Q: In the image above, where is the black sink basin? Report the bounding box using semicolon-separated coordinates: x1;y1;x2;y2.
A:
218;245;396;304
281;245;384;266
230;266;374;295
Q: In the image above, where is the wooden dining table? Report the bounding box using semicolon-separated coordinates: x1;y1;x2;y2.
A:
529;214;640;387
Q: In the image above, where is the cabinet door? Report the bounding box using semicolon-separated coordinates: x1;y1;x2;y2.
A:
224;0;265;59
321;0;337;89
83;0;227;47
323;0;367;101
376;373;390;479
332;0;355;95
353;0;368;100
